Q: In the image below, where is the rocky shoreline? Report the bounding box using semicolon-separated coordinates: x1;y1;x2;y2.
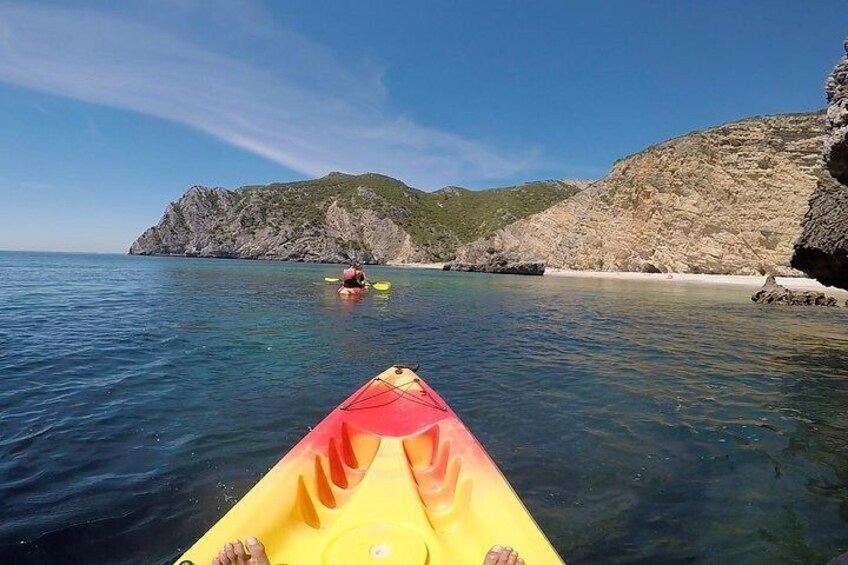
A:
444;253;546;275
751;274;843;306
131;114;827;278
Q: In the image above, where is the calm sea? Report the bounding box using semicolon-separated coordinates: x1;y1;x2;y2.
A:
1;252;847;564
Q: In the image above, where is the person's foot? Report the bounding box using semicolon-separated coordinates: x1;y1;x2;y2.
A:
210;537;269;565
483;545;524;565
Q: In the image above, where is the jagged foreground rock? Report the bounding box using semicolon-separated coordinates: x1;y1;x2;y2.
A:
751;274;839;307
824;42;848;184
456;113;825;275
130;173;579;263
792;41;848;290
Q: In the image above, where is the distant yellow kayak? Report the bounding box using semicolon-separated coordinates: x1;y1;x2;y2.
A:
175;366;564;564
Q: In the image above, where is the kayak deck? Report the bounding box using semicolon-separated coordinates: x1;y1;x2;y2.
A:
175;366;564;564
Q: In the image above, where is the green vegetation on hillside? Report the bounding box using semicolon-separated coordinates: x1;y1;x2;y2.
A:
238;172;580;260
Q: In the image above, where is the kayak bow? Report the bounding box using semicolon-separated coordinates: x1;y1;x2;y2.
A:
174;366;564;564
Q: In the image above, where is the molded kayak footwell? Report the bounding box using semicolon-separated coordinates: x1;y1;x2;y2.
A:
174;366;565;564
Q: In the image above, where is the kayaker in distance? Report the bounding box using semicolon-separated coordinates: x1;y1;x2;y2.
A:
209;538;525;564
342;259;369;289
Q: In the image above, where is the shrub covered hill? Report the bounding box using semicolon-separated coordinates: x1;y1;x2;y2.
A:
133;111;828;274
130;172;584;263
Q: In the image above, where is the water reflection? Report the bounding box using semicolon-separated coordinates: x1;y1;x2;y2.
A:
1;253;847;564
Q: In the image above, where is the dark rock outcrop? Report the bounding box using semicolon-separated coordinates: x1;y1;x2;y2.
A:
751;274;839;306
792;40;848;290
825;41;848;184
446;253;545;276
791;175;848;287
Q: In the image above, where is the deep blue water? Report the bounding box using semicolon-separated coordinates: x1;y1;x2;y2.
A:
1;252;847;564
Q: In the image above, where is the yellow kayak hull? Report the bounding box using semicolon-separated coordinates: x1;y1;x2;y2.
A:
175;366;564;564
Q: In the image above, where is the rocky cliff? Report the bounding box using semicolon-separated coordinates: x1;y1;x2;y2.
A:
455;113;826;275
130;173;580;263
792;41;848;290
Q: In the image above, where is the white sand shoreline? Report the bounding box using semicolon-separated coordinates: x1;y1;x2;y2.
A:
386;262;445;270
546;268;848;295
387;262;847;296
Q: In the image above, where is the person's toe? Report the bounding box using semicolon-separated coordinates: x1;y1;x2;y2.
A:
232;540;247;562
504;548;519;565
496;547;514;565
246;536;270;565
484;545;504;565
517;558;525;565
224;542;240;563
211;556;223;565
217;548;232;565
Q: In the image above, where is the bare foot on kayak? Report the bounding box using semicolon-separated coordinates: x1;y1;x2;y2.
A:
208;537;517;565
484;545;524;565
210;537;269;565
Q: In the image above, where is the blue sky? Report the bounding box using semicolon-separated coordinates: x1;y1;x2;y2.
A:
0;1;845;252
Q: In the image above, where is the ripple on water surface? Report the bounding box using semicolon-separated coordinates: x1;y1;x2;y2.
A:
1;252;847;564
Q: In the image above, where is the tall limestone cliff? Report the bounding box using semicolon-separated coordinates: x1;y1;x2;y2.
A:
129;173;580;263
792;40;848;290
455;113;826;275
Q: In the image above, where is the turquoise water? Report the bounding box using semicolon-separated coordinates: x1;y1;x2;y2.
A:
1;251;847;564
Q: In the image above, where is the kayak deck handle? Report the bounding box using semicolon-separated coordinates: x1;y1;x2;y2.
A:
340;373;446;412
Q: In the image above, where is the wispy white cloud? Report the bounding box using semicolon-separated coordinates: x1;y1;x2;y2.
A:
0;1;534;188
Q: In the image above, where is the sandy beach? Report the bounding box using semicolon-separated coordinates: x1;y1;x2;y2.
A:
386;262;446;270
388;262;848;297
545;268;847;293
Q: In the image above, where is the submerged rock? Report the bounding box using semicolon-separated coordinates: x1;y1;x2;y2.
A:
829;550;848;565
751;275;839;306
